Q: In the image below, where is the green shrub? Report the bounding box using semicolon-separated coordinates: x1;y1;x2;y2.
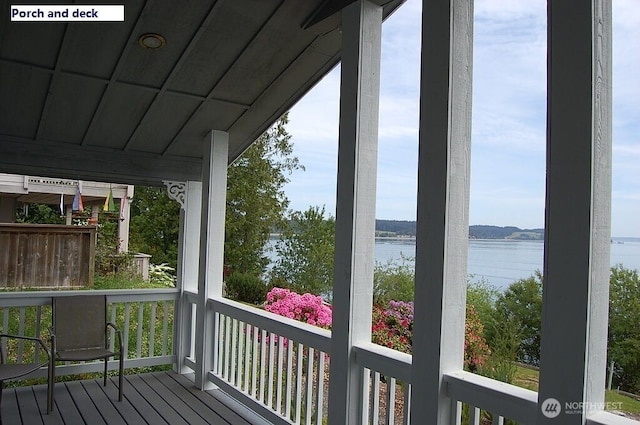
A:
225;272;268;305
149;263;176;287
373;255;414;306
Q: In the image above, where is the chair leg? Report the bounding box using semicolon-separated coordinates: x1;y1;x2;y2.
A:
118;354;123;401
1;380;4;425
49;361;56;414
103;358;108;387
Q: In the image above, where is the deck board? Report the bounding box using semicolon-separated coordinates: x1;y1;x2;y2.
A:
169;374;253;425
0;372;261;425
151;373;228;425
16;386;45;425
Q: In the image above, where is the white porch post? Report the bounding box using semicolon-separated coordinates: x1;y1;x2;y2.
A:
537;0;611;422
327;1;381;424
117;185;134;253
194;130;229;390
411;0;473;423
167;180;202;374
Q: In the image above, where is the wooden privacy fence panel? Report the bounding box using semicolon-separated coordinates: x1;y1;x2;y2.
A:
0;224;96;288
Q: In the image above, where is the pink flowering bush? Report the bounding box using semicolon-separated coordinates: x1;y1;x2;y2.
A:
371;300;490;371
371;301;414;353
264;287;332;328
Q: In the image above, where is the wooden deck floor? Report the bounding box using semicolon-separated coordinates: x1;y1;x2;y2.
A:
1;372;270;425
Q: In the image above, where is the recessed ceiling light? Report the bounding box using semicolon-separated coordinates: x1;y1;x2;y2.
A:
138;33;166;49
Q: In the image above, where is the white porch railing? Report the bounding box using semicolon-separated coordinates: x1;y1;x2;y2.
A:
445;370;538;425
353;342;413;424
204;296;331;425
0;289;179;379
179;296;551;425
0;289;621;425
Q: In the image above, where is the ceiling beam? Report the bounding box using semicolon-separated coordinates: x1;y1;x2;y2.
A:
0;136;201;186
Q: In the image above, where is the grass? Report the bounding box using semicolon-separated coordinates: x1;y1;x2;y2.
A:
605;390;640;414
93;273;166;290
512;365;640;416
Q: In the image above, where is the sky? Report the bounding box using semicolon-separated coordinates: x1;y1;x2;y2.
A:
282;0;639;237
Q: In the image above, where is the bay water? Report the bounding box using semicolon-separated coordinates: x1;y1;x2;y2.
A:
375;237;640;290
267;237;640;291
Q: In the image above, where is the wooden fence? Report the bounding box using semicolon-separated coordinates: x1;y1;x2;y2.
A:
0;224;96;288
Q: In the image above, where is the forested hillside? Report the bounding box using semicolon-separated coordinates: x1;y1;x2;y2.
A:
375;220;544;240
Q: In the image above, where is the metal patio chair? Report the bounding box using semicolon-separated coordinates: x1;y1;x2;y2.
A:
50;295;123;412
0;334;52;421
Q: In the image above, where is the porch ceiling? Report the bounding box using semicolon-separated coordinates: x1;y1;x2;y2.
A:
0;0;402;186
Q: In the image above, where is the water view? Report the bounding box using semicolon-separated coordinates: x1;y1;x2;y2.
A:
375;237;640;290
267;237;640;291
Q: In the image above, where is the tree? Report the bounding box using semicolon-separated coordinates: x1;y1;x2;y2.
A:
466;279;500;333
15;203;65;224
225;113;302;277
487;271;543;366
129;187;180;269
608;265;640;393
373;255;415;306
268;206;335;297
128;113;301;276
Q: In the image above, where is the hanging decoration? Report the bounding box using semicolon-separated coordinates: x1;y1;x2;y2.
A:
103;187;116;212
119;196;127;221
72;185;84;212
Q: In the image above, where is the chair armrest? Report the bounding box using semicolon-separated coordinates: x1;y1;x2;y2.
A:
0;333;51;362
106;323;123;353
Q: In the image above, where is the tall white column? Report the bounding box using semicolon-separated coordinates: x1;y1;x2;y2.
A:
166;180;202;374
537;0;612;422
194;130;228;389
411;0;474;423
327;1;381;424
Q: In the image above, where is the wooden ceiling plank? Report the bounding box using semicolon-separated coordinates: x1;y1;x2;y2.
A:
34;23;71;141
122;0;226;152
80;0;155;147
161;0;287;156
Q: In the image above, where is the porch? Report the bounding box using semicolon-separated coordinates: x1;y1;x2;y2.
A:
1;289;634;424
0;0;631;424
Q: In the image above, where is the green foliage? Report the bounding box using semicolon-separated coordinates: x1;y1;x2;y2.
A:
149;263;177;288
226;272;268;305
479;319;520;384
466;279;499;332
15;203;65;224
375;220;416;236
94;215;137;277
268;206;334;297
487;271;543;366
225;113;303;277
93;273;158;290
468;279;520;385
129;186;180;269
373;255;415;305
608;265;640;393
